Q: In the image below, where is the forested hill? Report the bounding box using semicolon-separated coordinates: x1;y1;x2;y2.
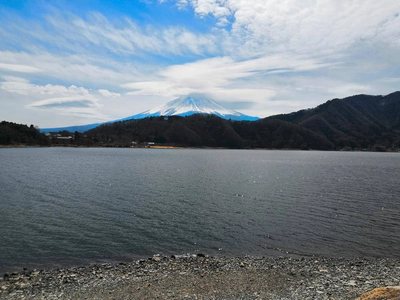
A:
0;121;49;146
87;115;334;150
87;91;400;151
267;91;400;150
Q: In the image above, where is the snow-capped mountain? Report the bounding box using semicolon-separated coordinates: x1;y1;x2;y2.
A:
121;94;259;121
41;94;259;132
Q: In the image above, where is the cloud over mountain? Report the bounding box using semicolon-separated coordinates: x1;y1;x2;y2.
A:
0;1;399;127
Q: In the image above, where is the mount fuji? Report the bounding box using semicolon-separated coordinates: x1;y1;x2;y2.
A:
120;94;259;122
41;94;259;133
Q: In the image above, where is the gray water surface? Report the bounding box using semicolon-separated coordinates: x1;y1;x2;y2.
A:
1;148;399;274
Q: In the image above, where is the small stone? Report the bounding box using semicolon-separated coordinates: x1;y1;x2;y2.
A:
348;280;357;286
319;269;328;273
153;256;162;262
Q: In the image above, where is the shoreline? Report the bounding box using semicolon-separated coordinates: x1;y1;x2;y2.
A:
1;144;399;153
1;255;399;299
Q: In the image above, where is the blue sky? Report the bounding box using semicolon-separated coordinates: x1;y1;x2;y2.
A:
1;0;399;127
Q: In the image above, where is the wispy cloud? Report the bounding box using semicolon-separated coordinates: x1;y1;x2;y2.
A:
0;51;147;87
0;63;42;73
1;76;92;97
29;98;98;109
0;76;107;120
176;0;189;10
121;53;334;114
2;10;218;58
0;1;399;126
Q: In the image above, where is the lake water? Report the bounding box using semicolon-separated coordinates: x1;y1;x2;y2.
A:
0;148;399;274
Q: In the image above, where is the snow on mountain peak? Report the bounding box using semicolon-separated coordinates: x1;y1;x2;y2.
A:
131;93;259;121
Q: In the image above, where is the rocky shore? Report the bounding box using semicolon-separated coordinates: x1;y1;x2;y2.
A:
1;255;399;300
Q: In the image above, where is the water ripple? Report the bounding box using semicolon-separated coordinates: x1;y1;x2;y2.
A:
1;148;399;274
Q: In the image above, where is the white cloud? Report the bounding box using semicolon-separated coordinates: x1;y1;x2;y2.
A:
176;0;189;9
122;54;333;97
121;53;335;116
4;11;218;57
0;63;42;73
28;96;99;109
0;76;91;97
124;81;194;97
191;0;231;18
0;76;108;121
98;89;121;98
216;17;230;27
0;51;148;87
185;0;400;57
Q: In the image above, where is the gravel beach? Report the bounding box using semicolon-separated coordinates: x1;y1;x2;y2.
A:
1;255;399;300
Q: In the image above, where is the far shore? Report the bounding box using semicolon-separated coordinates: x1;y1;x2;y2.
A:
1;144;399;153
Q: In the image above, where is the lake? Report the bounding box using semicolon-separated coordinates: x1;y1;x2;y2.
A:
0;148;399;274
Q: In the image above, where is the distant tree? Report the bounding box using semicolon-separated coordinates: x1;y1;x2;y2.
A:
0;121;47;145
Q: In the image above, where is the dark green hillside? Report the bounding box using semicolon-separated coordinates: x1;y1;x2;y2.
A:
87;114;333;150
268;91;400;150
0;121;49;146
